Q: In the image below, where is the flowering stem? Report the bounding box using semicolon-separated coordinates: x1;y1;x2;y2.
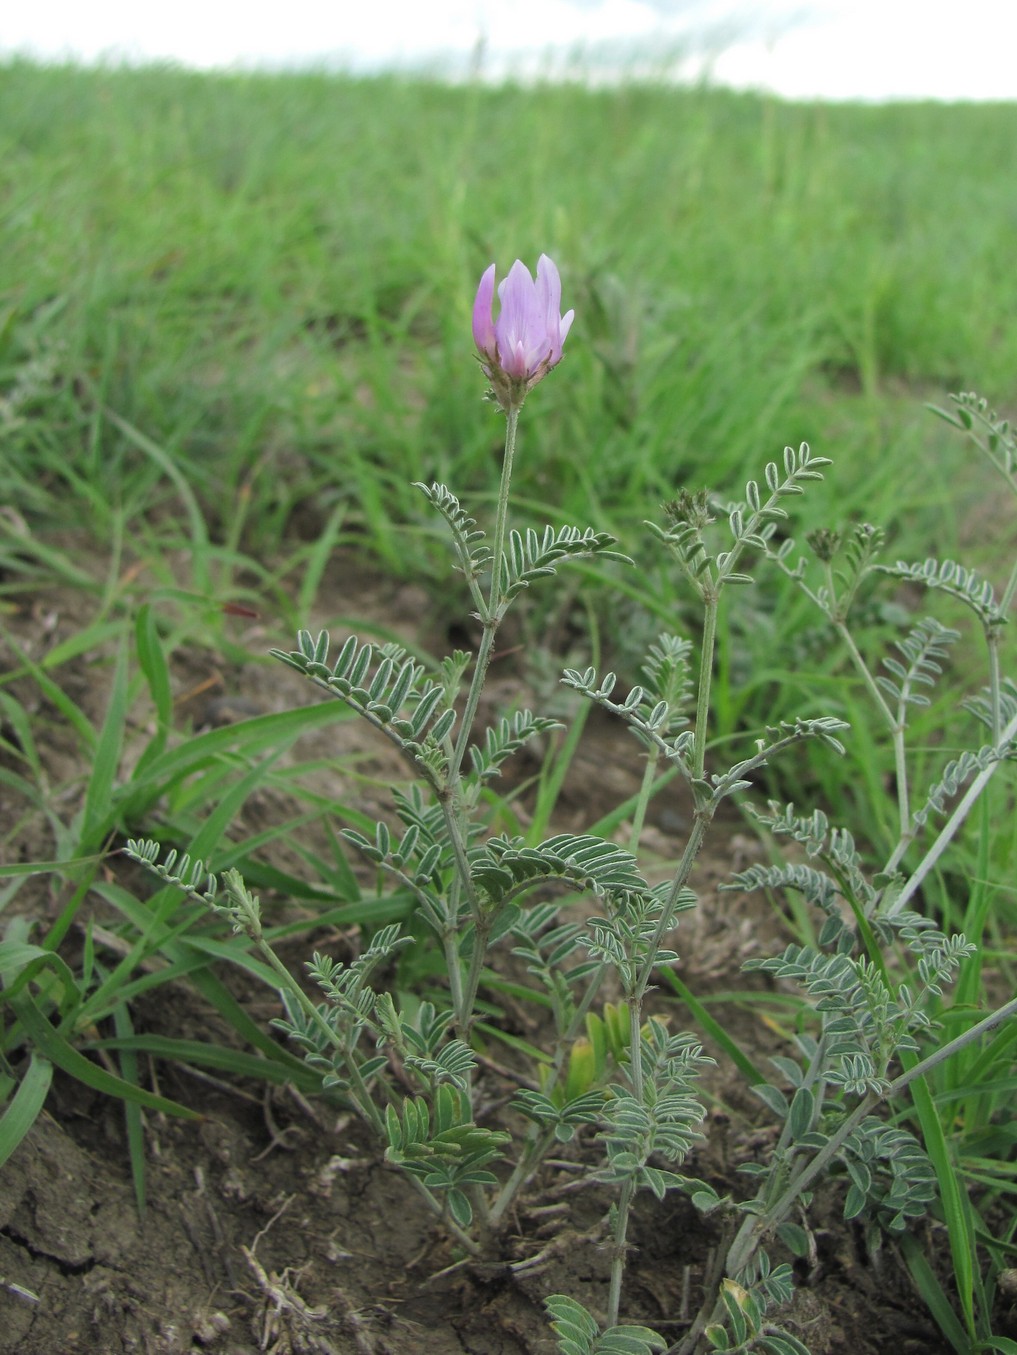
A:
435;406;522;1045
450;406;519;782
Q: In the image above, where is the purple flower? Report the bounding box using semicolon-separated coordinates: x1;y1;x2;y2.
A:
472;254;574;411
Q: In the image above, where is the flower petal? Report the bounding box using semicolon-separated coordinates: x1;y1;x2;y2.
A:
472;263;497;357
537;254;570;362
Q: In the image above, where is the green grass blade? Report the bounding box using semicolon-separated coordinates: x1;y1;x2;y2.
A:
187;966;310;1073
527;699;591;845
0;621;126;687
186;745;292;862
295;503;347;618
132;602;172;775
0;856;105;879
125;700;352;807
264;893;412;941
0;632;97;751
85;1034;324;1092
8;990;199;1119
179;936;294;990
101;406;211;592
0;940;79;1014
898;1233;970;1354
905;1061;978;1342
81;638;128;846
86;881;310;1076
0;1054;53;1170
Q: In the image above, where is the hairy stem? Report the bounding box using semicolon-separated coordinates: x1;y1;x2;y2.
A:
607;1177;637;1326
441;407;520;1045
692;591;719;783
450;406;519;781
886;707;1017;918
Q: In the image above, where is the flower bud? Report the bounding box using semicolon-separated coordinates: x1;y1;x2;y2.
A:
472;254;574;412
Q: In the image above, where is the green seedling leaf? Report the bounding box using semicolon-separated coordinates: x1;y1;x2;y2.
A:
126;702;351;813
905;1061;978;1341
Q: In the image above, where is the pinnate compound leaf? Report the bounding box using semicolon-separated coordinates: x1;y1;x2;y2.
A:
544;1295;666;1355
912;744;1008;827
876;617;958;711
502;525;630;601
880;556;1004;627
271;633;458;751
469;710;563;780
414;481;491;578
471;834;650;904
757;1336;812;1355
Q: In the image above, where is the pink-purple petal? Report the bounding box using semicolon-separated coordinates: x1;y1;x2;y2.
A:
472;264;498;356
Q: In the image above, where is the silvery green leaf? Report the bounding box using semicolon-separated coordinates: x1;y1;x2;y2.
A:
752;1083;789;1119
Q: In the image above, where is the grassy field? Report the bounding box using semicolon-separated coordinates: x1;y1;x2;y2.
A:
2;60;1017;1352
4;61;1016;559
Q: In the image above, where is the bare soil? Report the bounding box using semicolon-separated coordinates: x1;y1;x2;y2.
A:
0;559;981;1354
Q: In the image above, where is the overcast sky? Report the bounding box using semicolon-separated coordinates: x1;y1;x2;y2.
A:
3;0;1014;101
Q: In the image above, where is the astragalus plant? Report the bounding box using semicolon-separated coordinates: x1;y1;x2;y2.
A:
128;260;1017;1355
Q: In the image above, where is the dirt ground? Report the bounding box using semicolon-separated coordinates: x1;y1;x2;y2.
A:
0;557;993;1354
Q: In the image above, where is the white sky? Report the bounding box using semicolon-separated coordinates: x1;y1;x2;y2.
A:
2;1;1015;101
